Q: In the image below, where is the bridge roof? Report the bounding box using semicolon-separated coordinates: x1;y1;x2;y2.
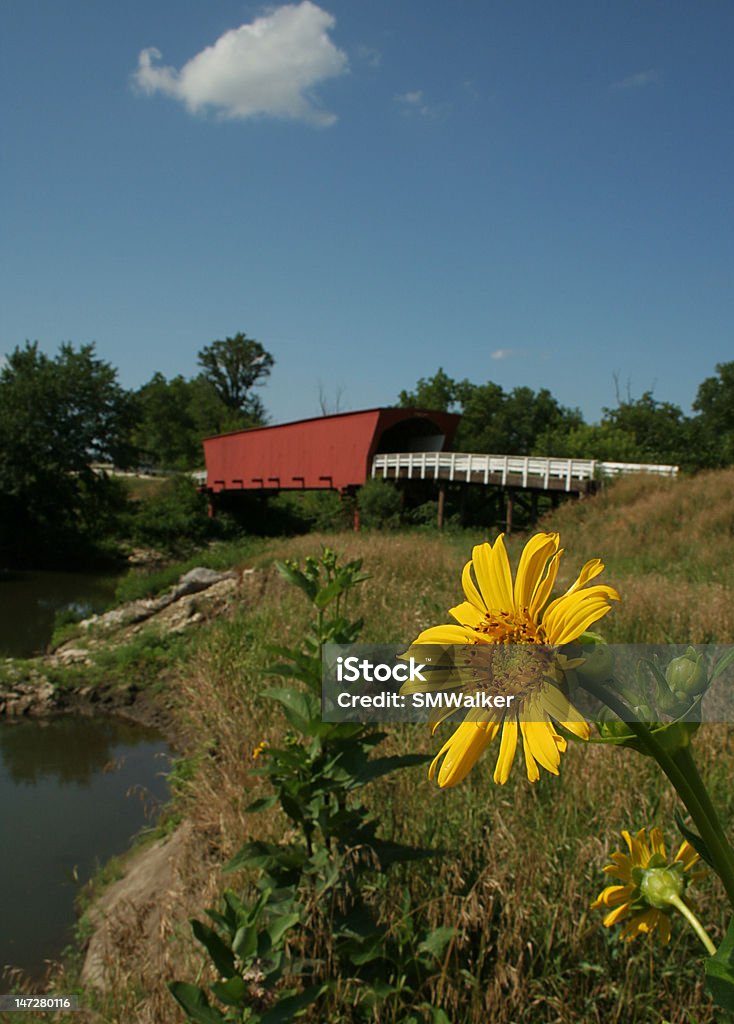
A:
202;406;460;493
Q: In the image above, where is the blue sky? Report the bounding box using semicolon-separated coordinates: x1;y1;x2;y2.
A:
2;1;733;426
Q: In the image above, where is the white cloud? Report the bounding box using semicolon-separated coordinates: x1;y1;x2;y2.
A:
394;89;448;120
133;2;348;126
610;69;658;92
491;349;515;360
395;90;423;106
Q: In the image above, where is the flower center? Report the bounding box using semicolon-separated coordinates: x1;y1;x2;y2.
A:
473;609;545;645
459;640;556;704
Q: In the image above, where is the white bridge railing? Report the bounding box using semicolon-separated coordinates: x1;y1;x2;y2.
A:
372;452;678;492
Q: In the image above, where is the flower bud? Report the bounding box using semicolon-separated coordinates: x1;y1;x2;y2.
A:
665;648;708;699
640;866;684;910
577;643;614;683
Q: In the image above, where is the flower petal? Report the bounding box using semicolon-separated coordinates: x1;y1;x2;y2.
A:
449;601;486;628
428;720;499;788
513;533;559;611
565;558;605;595
528;550;563;619
414;624;476;645
472;537;514;612
461;559;486;611
520;717;561;775
493;718;519;784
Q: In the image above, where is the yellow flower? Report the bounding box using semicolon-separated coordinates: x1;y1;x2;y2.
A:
252;740;269;760
592;827;705;944
408;532;619;787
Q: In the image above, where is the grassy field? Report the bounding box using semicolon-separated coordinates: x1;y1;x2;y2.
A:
13;470;734;1023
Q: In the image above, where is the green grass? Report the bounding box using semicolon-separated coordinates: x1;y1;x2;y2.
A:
113;536;265;603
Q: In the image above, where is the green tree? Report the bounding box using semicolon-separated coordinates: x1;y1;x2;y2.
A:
132;373;200;469
197;332;274;418
602;391;690;466
0;341;134;563
397;367;459;412
534;421;644;462
692;362;734;467
132;373;245;470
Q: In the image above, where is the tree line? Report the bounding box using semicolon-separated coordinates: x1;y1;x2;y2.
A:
0;333;272;564
398;366;734;470
2;331;733;565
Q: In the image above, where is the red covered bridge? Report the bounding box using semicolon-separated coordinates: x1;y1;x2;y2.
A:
199;406;678;530
201;407;460;497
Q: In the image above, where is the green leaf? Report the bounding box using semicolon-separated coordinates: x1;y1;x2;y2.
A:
259;984;328;1023
354;753;431;785
264;687;319;735
313;577;344;609
245;795;278;814
428;1009;452;1024
267;911;302;947
232;922;258;960
712;648;734;682
705;915;734;1009
369;836;436;868
674;810;715;868
276;561;318;600
191;920;236;978
168;982;226;1024
419;925;457;958
225;840;307;875
209;976;248;1007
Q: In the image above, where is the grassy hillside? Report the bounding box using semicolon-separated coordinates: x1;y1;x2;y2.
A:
546;468;734;643
27;470;734;1023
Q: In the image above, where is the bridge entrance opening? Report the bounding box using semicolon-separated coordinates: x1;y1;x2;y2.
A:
375;417;446;454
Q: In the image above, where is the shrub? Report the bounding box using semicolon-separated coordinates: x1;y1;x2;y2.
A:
358;478;401;529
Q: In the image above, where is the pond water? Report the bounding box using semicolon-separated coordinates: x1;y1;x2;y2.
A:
0;570;120;658
0;715;171;987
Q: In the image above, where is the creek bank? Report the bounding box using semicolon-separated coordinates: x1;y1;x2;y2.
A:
1;561;264;998
0;565;257;734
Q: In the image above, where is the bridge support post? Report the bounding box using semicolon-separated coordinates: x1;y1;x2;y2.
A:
340;487;360;531
437;482;446;530
505;490;514;535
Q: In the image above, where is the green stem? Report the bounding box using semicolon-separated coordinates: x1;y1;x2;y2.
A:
668;894;717;955
582;678;734;908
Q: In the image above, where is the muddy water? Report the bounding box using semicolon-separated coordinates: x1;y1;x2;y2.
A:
0;715;171;986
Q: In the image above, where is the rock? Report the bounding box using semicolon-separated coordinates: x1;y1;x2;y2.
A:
56;647;92;664
126;547;166;567
7;694;33;716
170;567;237;600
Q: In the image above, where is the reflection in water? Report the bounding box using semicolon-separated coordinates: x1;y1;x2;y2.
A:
0;570;118;658
0;715;170;987
0;717;146;786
